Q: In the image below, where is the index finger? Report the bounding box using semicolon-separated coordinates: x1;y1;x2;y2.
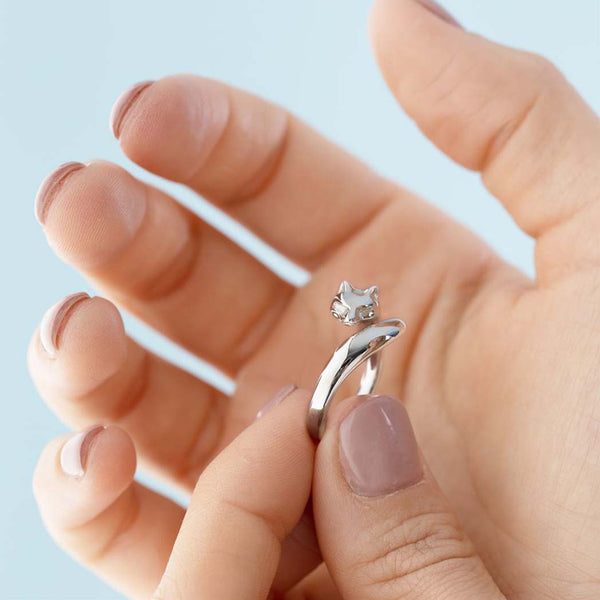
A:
154;387;316;600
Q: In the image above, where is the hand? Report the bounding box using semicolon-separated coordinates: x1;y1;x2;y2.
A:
32;385;502;600
30;0;600;598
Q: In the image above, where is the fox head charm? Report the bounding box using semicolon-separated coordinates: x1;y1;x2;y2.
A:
330;281;379;326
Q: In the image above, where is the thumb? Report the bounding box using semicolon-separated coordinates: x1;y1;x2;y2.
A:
314;395;505;600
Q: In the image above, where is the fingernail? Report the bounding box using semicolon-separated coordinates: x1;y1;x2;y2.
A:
35;161;85;225
256;384;297;419
40;292;90;358
60;425;105;478
416;0;462;28
110;80;154;139
339;396;423;497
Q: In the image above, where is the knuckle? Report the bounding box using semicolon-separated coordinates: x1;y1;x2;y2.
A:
513;51;568;108
522;51;564;87
354;511;477;599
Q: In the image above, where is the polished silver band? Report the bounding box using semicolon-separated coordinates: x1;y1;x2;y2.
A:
306;316;406;439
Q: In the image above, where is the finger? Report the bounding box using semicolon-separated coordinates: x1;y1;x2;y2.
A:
36;160;292;370
28;293;226;490
314;395;506;600
33;425;184;600
285;563;343;600
276;506;323;593
371;0;600;282
155;388;316;599
111;75;393;268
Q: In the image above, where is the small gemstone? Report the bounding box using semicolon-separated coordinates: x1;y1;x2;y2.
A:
331;300;349;321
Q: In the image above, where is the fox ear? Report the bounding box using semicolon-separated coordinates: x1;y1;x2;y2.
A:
339;280;352;294
367;286;379;303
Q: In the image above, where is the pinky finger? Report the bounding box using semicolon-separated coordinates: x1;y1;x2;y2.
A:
33;425;184;599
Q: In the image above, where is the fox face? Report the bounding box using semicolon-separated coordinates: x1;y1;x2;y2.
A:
330;281;379;326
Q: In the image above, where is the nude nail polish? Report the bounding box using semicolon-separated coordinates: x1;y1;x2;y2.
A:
40;292;90;358
255;384;297;419
110;80;154;139
339;396;423;497
35;161;85;225
60;425;105;478
417;0;462;28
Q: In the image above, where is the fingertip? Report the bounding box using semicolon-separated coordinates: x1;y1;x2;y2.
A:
41;160;147;269
202;386;315;525
116;74;230;182
251;386;313;451
29;294;127;400
38;292;90;358
317;394;425;501
314;394;502;600
59;424;106;478
85;425;137;490
369;0;469;100
110;80;155;139
255;383;297;420
34;425;136;530
35;161;86;225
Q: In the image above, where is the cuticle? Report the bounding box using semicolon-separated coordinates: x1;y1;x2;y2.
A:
52;294;91;353
37;162;86;224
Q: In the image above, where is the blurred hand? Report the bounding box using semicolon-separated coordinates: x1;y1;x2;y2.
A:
30;0;600;598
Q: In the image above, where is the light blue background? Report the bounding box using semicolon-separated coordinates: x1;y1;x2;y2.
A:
1;0;598;597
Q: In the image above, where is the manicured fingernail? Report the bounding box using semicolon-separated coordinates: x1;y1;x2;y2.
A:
339;395;423;497
416;0;462;28
60;425;105;478
40;292;90;358
110;80;154;139
256;384;297;419
35;161;85;225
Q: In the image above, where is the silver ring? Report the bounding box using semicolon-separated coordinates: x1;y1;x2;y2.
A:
306;281;406;439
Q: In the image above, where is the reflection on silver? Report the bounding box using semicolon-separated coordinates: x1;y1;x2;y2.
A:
306;282;406;439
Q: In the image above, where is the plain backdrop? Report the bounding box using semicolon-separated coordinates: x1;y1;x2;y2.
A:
1;0;598;597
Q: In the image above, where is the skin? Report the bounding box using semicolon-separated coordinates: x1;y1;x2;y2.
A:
29;0;600;598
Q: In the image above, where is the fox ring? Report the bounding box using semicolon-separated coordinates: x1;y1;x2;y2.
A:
306;281;406;439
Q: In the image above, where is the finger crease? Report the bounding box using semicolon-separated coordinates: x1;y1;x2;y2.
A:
107;351;152;422
134;218;201;302
481;89;541;175
370;551;477;587
227;283;294;366
73;485;142;564
175;388;228;486
219;111;291;208
223;496;289;543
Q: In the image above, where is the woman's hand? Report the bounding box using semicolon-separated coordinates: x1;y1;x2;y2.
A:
33;387;509;600
30;0;600;598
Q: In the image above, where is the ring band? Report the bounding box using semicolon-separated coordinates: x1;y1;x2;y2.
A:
306;282;406;439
